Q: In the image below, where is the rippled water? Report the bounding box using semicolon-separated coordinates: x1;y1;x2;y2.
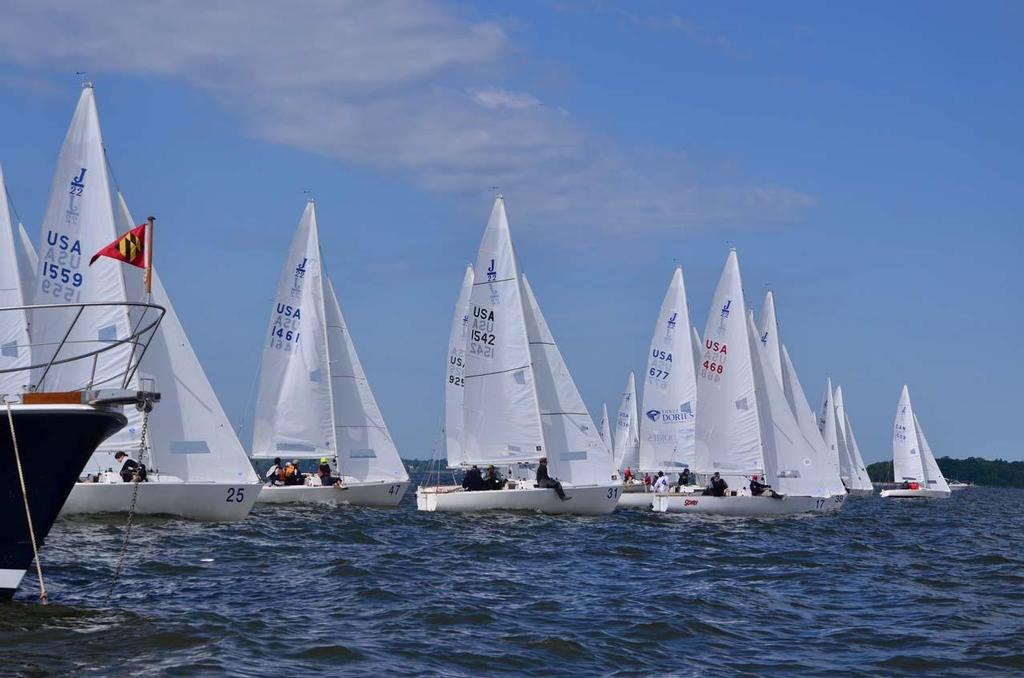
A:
3;484;1023;676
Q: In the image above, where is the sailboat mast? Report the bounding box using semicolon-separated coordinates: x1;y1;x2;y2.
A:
311;201;339;470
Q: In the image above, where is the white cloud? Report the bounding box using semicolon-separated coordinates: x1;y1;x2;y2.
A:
0;0;812;232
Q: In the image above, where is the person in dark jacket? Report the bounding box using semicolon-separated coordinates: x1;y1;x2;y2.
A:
114;451;147;483
676;468;691;490
462;465;485;491
704;471;728;497
536;458;568;500
749;474;768;496
484;465;506;491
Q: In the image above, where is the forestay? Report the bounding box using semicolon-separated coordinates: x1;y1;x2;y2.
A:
0;163;32;397
914;413;950;493
639;266;697;471
892;385;924;483
694;250;764;476
32;85;135;398
252;201;334;460
443;265;474;468
461;197;544;465
325;278;408;483
521;275;613;486
612;371;639;471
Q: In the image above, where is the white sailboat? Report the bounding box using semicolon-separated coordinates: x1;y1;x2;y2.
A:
416;196;619;514
612;371;640;473
252;201;410;505
61;191;262;521
833;385;874;495
621;267;698;509
654;251;845;515
881;385;951;498
0;163;33;398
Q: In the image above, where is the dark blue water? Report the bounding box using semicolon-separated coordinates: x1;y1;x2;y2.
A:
3;485;1023;676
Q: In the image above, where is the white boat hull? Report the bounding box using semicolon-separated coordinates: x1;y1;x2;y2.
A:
617;491;656;509
416;483;620;515
60;481;262;522
847;487;875;497
947;483;972;491
652;492;845;516
880;488;951;499
255;480;410;507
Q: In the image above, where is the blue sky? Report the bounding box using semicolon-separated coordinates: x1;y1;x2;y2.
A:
0;1;1021;461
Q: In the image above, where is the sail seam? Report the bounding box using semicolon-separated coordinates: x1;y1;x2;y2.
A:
465;364;531;379
472;277;515;286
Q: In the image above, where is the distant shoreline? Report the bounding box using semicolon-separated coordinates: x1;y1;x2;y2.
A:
866;456;1024;489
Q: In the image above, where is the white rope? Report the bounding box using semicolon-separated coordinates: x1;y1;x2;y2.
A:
6;399;47;604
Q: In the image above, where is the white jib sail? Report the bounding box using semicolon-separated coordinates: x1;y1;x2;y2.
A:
818;378;847;482
612;371;640;471
914;413;950;493
834;385;872;491
118;196;257;483
32;84;134;397
599;402;613;449
892;385;925;483
251;201;334;460
831;386;857;486
444;264;474;468
694;250;764;476
691;326;701;376
521;275;613;486
461;196;544;464
748;314;838;498
0;163;32;397
325;278;408;482
640;266;697;471
758;290;784;388
780;345;846;496
17;222;38;297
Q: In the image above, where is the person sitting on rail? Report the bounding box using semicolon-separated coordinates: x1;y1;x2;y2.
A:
676;468;691;491
265;457;284;485
749;474;768;496
484;465;506;491
462;465;485;491
536;457;568;501
704;471;728;497
316;457;341;486
282;459;304;486
114;451;147;483
653;471;669;494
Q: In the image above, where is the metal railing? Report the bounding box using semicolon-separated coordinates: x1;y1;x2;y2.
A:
0;302;165;394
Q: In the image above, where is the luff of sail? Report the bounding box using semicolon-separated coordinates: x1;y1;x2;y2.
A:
0;163;32;397
521;274;613;486
612;371;639;471
639;266;697;471
443;265;474;468
324;277;408;483
694;250;764;476
461;196;544;464
252;201;334;460
32;84;134;396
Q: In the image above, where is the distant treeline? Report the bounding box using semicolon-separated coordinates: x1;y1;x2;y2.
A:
867;457;1024;488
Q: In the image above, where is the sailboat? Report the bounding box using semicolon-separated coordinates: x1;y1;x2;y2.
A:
654;251;845;515
817;379;872;496
621;267;699;509
252;201;410;506
833;386;874;495
598;402;613;449
612;371;640;476
416;196;620;514
0;164;33;398
881;385;951;498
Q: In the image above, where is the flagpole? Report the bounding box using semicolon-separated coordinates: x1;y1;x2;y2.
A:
145;216;155;297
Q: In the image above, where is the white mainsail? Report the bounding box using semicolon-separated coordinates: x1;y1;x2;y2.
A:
892;385;923;483
32;84;134;396
914;412;950;493
758;291;784;388
780;345;846;496
0;163;32;397
252;201;334;460
521;275;613;486
16;222;38;296
834;385;872;491
599;402;613;448
461;196;544;464
694;250;763;476
443;264;474;468
612;371;640;471
325;278;408;483
691;326;702;376
818;378;850;484
639;266;697;471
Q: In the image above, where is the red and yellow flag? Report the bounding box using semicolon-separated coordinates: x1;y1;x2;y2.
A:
89;223;147;268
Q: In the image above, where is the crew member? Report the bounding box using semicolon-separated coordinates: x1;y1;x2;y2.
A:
749;474;768;496
484;465;506;491
623;466;633;483
114;451;147;483
676;468;691;490
317;457;339;486
704;471;728;497
536;458;568;500
653;471;669;494
265;457;284;485
283;459;303;486
462;465;485;491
